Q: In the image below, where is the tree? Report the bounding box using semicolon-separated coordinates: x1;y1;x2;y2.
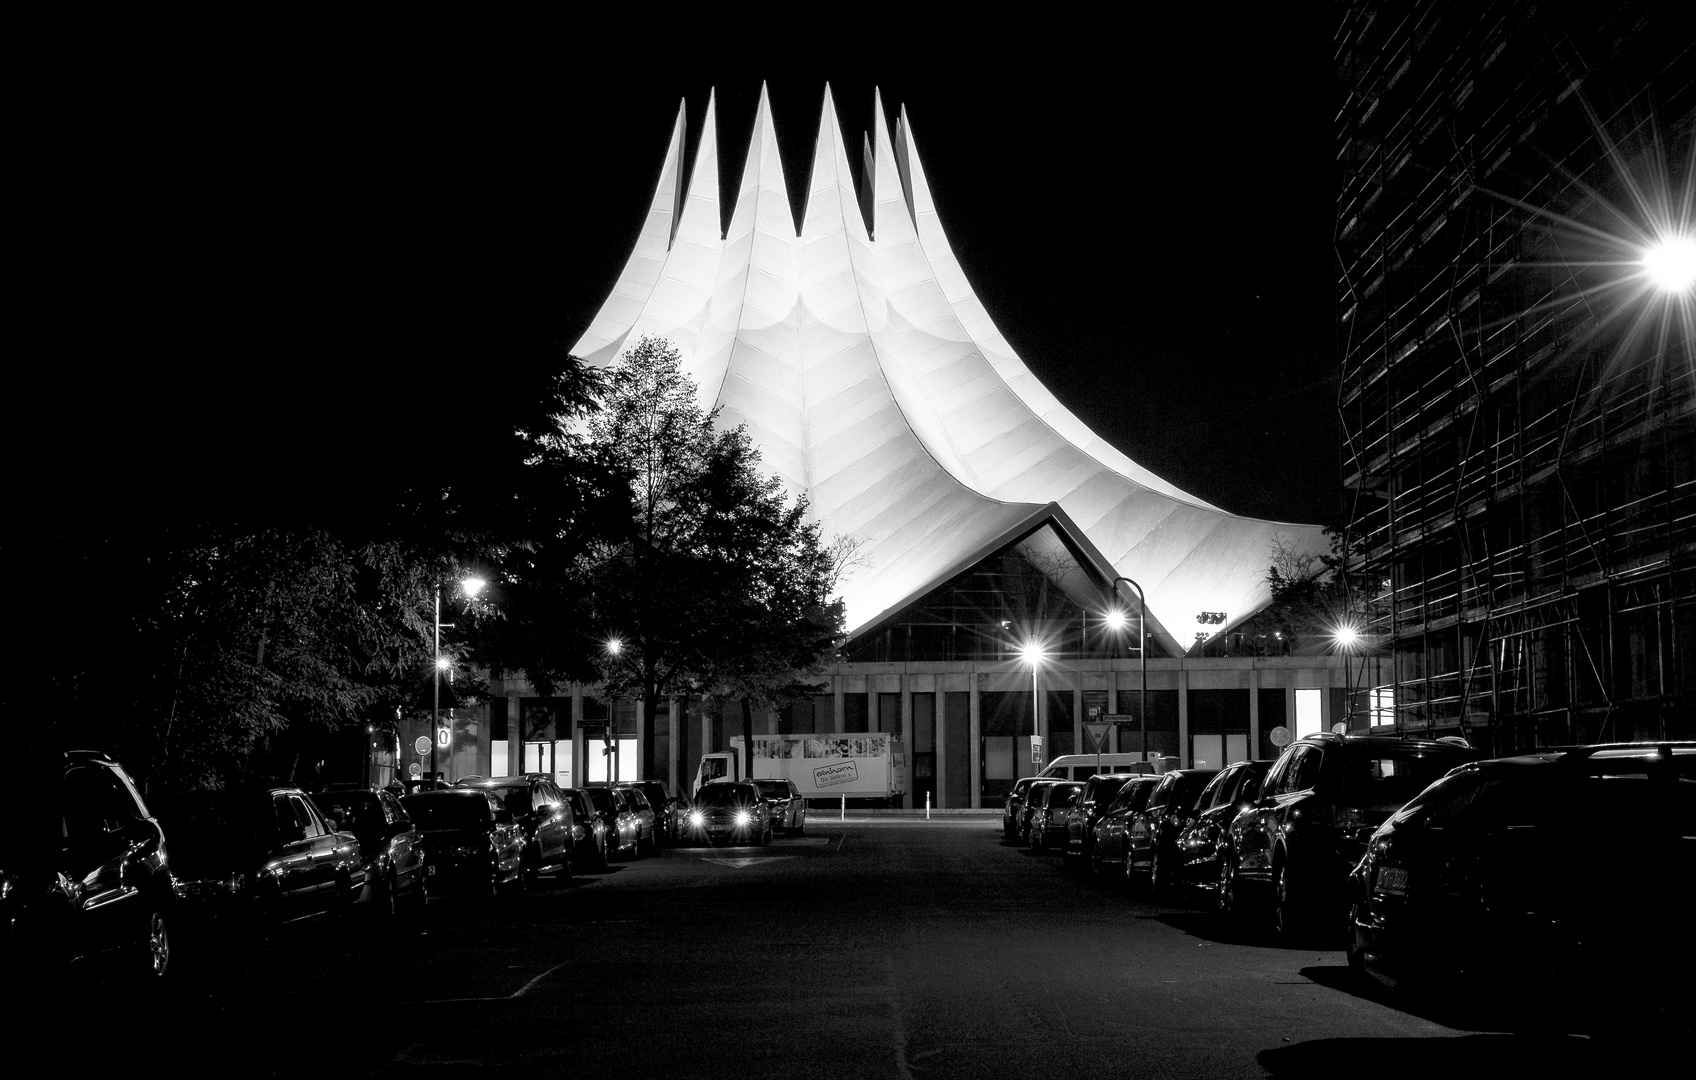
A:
584;336;845;779
1213;530;1375;656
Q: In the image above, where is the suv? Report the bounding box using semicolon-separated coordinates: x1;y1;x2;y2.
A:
1345;741;1693;1035
1173;759;1272;902
4;750;176;981
1223;733;1481;942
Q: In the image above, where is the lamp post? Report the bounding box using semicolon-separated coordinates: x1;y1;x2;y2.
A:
432;575;486;787
1018;641;1045;768
1111;577;1147;766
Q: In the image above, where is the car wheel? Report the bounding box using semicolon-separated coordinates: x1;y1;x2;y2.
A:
1123;846;1137;888
1217;854;1239;922
1345;899;1367;977
1150;847;1167;897
145;907;173;979
413;868;430;910
1273;862;1302;945
1090;842;1104;877
484;858;500;901
382;871;399;919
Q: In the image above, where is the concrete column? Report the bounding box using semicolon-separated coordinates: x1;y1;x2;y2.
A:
1177;665;1191;768
1107;668;1119;753
936;687;949;810
1248;666;1261;760
969;676;982;809
901;682;914;810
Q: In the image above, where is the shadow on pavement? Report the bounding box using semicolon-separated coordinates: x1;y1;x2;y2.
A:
1258;1033;1656;1079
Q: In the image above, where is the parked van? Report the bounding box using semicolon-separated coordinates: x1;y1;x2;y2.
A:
1037;754;1161;781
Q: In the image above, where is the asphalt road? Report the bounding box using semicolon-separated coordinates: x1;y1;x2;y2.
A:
47;818;1657;1078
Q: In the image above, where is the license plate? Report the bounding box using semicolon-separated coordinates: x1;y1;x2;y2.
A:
1375;865;1408;895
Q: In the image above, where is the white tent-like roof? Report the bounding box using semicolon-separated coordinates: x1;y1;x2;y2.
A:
572;85;1327;655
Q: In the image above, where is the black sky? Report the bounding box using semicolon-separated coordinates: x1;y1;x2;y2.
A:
26;14;1343;533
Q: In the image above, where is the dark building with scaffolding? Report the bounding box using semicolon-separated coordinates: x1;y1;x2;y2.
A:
1336;2;1695;752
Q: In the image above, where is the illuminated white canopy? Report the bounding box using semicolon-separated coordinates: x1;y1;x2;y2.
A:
572;85;1328;654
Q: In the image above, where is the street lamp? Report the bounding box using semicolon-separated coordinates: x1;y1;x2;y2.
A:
1111;577;1147;766
1018;641;1045;768
432;575;486;787
1643;235;1696;292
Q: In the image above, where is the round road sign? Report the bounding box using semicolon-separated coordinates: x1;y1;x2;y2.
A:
1269;725;1291;747
414;736;432;756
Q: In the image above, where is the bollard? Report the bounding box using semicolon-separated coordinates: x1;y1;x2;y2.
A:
926;790;931;820
840;794;846;820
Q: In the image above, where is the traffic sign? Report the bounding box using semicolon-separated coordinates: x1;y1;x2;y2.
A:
1030;736;1043;764
1084;723;1112;751
414;736;431;756
408;762;421;777
1270;725;1291;747
1102;714;1136;725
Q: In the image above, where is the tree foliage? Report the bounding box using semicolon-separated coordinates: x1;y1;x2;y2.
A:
583;336;846;774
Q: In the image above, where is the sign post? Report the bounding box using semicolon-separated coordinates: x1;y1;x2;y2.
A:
1084;722;1112;776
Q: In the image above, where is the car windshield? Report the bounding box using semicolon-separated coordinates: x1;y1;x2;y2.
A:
403;793;489;828
313;793;378;830
696;785;755;808
587;789;618;813
752;782;789;798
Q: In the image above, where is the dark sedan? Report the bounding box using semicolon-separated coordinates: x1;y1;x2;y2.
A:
1125;768;1218;895
312;786;428;915
1027;780;1082;853
1345;741;1694;1034
459;776;575;883
751;779;806;834
1063;772;1135;867
563;787;612;871
1172;760;1272;903
401;789;524;898
682;781;771;846
1089;775;1159;879
155;784;366;935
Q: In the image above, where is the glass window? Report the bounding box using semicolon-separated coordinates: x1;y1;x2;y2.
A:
1194;770;1230;811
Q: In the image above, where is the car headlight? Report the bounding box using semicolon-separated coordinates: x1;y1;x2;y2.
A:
689;811;705;827
735;810;751;826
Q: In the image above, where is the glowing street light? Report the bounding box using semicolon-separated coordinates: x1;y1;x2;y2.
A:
1019;641;1045;766
1111;577;1148;765
1643;235;1696;292
432;575;487;787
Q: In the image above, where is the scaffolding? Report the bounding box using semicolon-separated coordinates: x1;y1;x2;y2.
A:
1335;1;1695;753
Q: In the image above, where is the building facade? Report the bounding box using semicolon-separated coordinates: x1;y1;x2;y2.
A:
1335;2;1695;752
407;84;1360;802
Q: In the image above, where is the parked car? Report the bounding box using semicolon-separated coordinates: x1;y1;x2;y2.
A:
1027;780;1082;853
1063;772;1135;866
617;784;659;856
3;749;177;981
1173;760;1273;902
1089;776;1160;879
310;786;429;915
1223;733;1482;942
155;784;367;935
751;779;806;834
585;786;642;860
401;789;524;898
1125;768;1218;894
460;776;574;883
620;780;685;845
1014;778;1069;845
1344;741;1694;1034
681;781;771;845
1002;776;1049;842
563;787;611;871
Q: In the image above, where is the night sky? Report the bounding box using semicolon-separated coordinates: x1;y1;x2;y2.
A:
27;14;1343;535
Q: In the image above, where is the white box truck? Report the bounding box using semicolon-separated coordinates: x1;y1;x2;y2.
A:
693;733;907;800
